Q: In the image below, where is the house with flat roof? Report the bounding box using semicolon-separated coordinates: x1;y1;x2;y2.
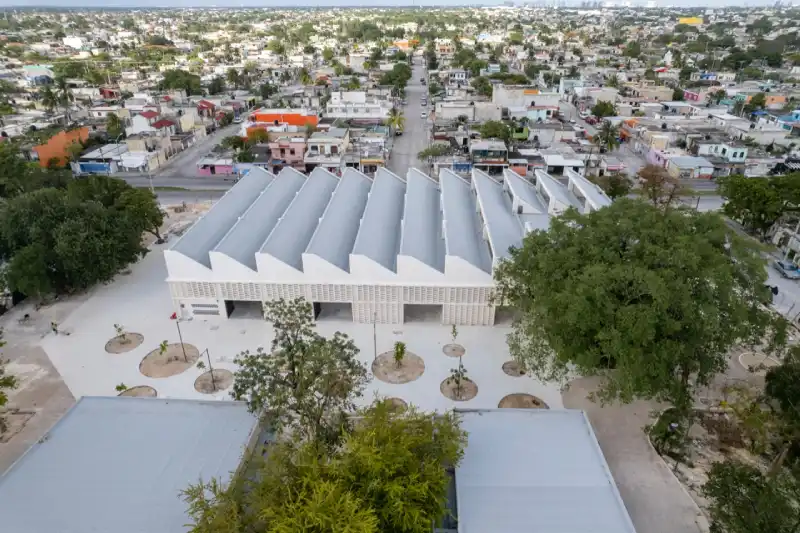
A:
0;397;259;533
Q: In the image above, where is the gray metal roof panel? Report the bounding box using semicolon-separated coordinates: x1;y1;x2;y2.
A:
214;167;306;269
400;169;445;272
171;167;273;267
351;167;406;272
305;168;372;272
456;409;637;533
504;169;547;213
439;169;492;273
566;169;612;210
472;169;523;262
0;397;257;533
535;169;582;209
260;167;339;270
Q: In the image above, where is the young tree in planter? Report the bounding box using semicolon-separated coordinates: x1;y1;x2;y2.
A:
449;361;469;400
703;459;800;533
232;298;369;440
451;324;458;343
495;199;785;438
393;341;406;368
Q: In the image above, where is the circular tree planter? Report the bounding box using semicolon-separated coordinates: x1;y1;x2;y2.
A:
502;360;525;377
383;397;408;410
118;385;157;398
194;369;234;394
738;352;780;376
498;393;549;409
440;378;478;401
372;351;425;384
105;333;144;354
139;343;200;378
443;343;465;358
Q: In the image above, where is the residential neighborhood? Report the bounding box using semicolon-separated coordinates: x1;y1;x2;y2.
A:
1;4;800;533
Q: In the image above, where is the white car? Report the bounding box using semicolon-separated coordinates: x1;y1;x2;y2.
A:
420;112;428;119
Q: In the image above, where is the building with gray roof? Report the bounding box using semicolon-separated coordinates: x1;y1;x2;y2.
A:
0;397;259;533
455;409;636;533
164;166;610;325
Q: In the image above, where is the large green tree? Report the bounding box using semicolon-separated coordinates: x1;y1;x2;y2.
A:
495;199;784;424
718;174;800;238
183;401;466;533
0;330;17;435
703;459;800;533
0;176;159;297
591;100;617;118
232;298;369;441
765;350;800;473
159;69;202;96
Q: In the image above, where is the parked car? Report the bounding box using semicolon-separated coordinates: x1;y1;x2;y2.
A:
420;78;426;84
420;112;428;119
395;129;403;136
421;101;427;107
773;260;800;279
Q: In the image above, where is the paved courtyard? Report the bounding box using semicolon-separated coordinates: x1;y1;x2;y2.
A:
36;244;562;412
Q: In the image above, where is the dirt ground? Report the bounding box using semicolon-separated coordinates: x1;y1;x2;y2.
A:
194;369;233;394
440;378;478;401
502;360;525;377
118;385;158;397
372;351;425;384
0;203;207;473
105;332;144;354
139;343;200;378
498;393;548;409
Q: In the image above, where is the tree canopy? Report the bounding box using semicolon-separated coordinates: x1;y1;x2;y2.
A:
183;401;466;533
718;174;800;238
591;100;617;118
0;176;160;297
495;199;783;419
232;298;369;441
159;69;202;96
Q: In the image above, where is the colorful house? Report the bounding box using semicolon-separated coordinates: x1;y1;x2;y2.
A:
32;127;89;168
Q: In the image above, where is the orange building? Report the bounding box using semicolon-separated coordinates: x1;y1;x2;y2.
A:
32;127;89;168
250;109;319;128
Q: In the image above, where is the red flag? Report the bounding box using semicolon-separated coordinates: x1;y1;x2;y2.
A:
170;312;177;320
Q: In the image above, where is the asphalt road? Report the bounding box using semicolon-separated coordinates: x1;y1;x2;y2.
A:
156;121;242;178
388;58;431;178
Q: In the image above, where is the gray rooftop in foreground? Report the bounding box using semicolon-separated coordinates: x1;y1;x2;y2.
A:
456;409;637;533
472;170;523;262
504;169;547;214
171;167;273;267
535;169;581;209
352;167;406;272
0;397;257;533
305;168;372;272
213;167;306;269
260;167;339;270
439;169;492;273
565;169;612;211
401;169;445;272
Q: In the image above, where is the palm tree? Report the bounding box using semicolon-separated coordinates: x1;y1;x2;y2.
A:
106;113;124;138
54;76;73;122
593;121;621;153
387;108;405;132
39;85;57;113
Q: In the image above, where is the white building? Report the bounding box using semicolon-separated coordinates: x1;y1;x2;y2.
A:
164;166;610;325
325;91;392;120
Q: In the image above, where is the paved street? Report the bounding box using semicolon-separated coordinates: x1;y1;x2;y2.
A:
156;121;242;178
123;175;235;190
388;58;431;178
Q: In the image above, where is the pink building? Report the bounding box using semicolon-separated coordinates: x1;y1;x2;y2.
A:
267;136;306;173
